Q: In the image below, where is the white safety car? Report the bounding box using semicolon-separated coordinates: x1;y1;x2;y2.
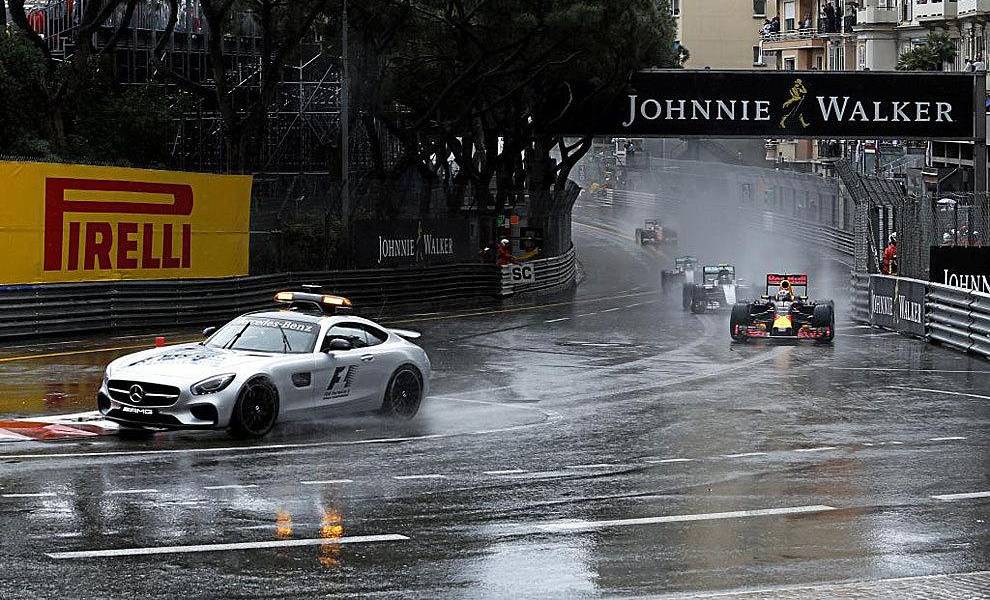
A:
97;291;431;438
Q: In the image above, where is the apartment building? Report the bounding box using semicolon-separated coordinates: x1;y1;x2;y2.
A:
673;0;778;70
761;0;988;189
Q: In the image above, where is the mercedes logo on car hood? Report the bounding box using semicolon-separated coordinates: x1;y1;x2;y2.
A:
129;384;146;403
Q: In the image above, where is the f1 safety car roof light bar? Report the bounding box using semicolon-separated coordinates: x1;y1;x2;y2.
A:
274;291;353;315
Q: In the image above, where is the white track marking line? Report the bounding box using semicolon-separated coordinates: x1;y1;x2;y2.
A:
932;491;990;501
643;458;694;464
104;489;158;495
929;436;967;442
46;533;410;559
544;318;570;323
601;307;621;313
794;447;838;453
566;463;618;470
2;492;56;499
392;474;446;480
532;505;837;533
300;479;354;485
723;452;767;458
832;367;990;374
203;484;258;491
483;469;528;476
574;313;598;318
888;385;990;401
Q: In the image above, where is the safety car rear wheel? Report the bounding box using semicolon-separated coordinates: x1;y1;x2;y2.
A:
730;303;750;341
230;377;280;438
380;366;423;420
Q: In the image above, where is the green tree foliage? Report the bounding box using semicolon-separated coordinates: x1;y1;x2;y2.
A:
1;1;174;165
341;0;678;219
897;32;957;71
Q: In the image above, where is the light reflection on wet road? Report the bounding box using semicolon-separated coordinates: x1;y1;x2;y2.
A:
0;198;987;599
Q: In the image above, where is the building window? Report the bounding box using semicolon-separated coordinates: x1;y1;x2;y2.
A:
753;45;764;65
671;0;680;16
784;57;796;70
753;0;767;16
816;56;824;70
784;0;796;30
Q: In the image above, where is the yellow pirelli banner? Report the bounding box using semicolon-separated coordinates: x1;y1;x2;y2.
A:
0;161;252;284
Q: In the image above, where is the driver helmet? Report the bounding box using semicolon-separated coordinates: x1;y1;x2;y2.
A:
889;231;897;243
500;238;510;246
777;280;792;300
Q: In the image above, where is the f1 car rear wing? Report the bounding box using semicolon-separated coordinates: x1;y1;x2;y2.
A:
674;256;697;268
765;273;808;299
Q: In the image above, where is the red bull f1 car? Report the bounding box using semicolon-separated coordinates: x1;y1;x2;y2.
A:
635;218;678;247
729;274;834;342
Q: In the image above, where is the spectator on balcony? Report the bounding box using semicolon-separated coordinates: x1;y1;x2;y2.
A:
822;2;836;33
801;17;812;30
761;18;773;37
965;58;975;73
974;55;986;72
771;16;780;33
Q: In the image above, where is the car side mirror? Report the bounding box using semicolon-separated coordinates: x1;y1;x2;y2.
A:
203;326;217;338
327;338;352;352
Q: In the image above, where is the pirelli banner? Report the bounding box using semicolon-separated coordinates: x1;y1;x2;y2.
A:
0;161;252;284
546;70;976;139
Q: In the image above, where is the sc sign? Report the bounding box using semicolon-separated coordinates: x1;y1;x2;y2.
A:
510;263;535;283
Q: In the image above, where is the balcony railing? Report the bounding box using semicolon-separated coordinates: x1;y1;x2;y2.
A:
958;0;990;16
762;28;825;43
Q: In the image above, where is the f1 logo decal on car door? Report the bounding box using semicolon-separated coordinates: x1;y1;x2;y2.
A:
325;366;359;399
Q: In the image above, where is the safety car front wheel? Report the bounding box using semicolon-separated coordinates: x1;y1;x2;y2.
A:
230;377;280;438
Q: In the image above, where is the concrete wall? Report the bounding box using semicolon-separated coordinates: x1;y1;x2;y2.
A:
680;0;773;69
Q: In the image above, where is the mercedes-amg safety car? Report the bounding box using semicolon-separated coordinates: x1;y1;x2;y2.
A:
684;264;753;313
97;291;431;438
729;274;834;342
661;255;697;296
635;218;677;247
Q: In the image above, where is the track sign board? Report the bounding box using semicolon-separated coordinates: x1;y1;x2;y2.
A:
544;70;976;140
510;263;536;284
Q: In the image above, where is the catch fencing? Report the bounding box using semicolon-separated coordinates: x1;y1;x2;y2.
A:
0;264;501;341
849;272;990;359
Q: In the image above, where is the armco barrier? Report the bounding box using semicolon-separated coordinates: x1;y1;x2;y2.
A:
761;212;855;258
0;263;501;341
848;272;990;359
500;246;577;297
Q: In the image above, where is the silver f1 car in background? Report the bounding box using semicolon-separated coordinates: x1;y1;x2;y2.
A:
684;264;753;313
97;291;431;438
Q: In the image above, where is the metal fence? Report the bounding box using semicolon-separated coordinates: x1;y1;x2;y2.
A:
0;264;502;341
849;272;990;359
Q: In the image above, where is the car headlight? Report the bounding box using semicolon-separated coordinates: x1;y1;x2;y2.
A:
191;374;236;396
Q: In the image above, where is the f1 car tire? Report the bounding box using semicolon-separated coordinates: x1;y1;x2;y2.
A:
813;303;835;342
730;303;750;341
690;285;706;314
380;365;423;420
230;377;280;438
682;284;695;311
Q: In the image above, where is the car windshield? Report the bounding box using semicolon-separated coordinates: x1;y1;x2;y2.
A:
205;317;319;354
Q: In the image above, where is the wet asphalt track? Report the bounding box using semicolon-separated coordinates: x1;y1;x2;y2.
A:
0;197;988;599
